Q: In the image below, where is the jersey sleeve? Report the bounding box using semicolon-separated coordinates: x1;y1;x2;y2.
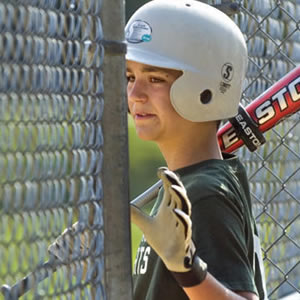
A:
191;194;258;295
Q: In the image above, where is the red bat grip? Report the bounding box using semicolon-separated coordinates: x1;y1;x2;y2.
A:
218;65;300;153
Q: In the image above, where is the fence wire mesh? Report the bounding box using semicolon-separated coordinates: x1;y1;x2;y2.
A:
236;1;300;299
204;0;300;299
0;0;108;299
0;0;299;300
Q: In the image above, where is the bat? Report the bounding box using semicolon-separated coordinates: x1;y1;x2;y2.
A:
218;66;300;153
1;222;94;300
2;65;300;299
1;259;58;300
131;65;300;208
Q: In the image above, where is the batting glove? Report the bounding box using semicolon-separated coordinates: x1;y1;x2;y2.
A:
131;167;207;287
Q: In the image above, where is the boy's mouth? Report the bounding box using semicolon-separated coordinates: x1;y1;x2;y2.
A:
135;113;155;120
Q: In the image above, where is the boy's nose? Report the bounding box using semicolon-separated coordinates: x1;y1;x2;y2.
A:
128;80;148;103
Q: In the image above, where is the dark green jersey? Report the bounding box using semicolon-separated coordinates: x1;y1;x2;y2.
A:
133;153;268;300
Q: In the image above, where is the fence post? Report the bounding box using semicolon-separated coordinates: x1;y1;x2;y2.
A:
101;0;133;299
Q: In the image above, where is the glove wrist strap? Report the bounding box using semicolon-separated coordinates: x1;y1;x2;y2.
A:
171;256;207;287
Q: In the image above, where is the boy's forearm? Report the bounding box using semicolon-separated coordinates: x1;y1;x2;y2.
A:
183;272;259;300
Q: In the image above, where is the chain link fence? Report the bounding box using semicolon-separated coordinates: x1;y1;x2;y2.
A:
236;1;299;298
0;0;129;299
0;0;299;299
204;0;300;299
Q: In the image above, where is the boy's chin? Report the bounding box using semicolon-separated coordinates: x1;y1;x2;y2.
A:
137;134;156;142
135;130;158;142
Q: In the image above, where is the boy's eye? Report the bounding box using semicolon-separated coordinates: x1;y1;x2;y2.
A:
125;74;165;83
126;75;135;82
150;77;164;83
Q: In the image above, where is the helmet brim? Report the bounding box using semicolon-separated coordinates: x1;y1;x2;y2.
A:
126;46;198;73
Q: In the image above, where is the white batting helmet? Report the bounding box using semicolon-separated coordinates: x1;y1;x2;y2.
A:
125;0;248;122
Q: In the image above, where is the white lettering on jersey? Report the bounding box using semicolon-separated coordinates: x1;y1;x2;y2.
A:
140;246;151;274
133;236;151;275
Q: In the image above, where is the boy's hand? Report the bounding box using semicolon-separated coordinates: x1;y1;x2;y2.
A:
131;167;207;287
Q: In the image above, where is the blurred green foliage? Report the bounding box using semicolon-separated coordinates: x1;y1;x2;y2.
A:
128;115;165;267
125;0;162;267
128;116;165;199
125;0;163;265
126;0;149;21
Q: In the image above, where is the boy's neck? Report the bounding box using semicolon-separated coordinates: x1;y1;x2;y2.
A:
157;124;223;171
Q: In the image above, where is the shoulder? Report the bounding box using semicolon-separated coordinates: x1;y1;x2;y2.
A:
181;158;244;202
176;155;249;219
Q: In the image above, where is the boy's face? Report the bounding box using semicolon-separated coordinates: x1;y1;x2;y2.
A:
126;60;185;143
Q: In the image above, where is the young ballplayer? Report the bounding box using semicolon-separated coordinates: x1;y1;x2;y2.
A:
127;0;268;299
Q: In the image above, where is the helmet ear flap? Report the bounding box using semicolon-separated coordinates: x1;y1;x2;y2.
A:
170;70;242;122
170;72;217;122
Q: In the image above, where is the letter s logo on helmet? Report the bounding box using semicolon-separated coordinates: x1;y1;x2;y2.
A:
125;0;248;122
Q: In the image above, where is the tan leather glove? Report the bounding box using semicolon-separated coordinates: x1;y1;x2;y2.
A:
131;167;207;287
